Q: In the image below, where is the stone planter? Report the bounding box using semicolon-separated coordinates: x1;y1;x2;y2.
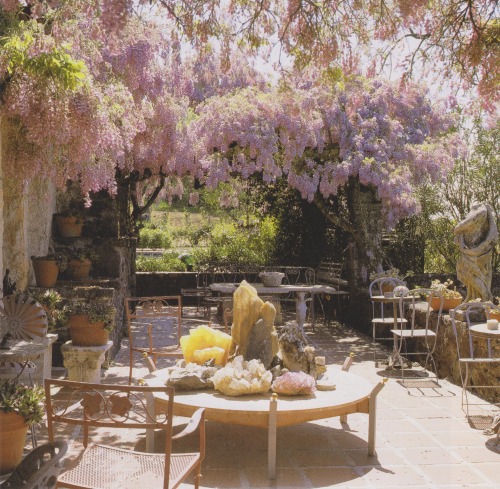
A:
66;258;92;280
68;314;109;347
32;258;59;287
0;411;28;475
54;215;83;238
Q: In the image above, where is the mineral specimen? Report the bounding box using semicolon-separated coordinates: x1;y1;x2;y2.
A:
165;363;218;390
271;371;316;396
180;324;233;365
278;323;317;375
211;355;272;396
231;281;279;367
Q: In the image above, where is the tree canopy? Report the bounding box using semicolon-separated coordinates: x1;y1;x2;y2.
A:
0;0;476;233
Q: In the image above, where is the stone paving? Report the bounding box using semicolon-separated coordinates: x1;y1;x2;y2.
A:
43;309;499;489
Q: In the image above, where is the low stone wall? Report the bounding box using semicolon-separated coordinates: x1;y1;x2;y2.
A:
136;272;198;300
408;303;500;404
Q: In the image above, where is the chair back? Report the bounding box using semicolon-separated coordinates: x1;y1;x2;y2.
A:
369;277;406;297
44;379;175;471
397;288;444;337
0;294;48;342
125;296;182;350
369;277;406;321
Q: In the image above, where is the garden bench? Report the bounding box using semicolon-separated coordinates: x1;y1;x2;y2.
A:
315;260;349;320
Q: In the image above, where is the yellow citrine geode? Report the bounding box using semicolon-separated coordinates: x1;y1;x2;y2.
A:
180;325;233;365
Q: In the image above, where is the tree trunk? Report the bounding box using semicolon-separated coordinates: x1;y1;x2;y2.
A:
343;181;384;331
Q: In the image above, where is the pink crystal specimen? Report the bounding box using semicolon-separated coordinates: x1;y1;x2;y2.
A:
271;371;316;396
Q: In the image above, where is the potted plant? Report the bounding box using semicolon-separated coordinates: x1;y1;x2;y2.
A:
66;299;116;347
0;380;45;474
31;253;68;288
487;298;500;321
66;250;97;280
428;279;463;312
54;209;85;238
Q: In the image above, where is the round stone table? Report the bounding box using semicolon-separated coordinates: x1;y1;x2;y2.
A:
146;365;385;479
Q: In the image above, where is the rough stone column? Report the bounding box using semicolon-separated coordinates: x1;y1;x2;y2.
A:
61;341;113;383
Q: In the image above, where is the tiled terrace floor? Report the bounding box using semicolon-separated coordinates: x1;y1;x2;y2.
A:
41;309;499;488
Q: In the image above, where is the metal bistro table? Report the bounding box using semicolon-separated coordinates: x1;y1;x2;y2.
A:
210;282;345;331
146;365;385;479
470;323;500;357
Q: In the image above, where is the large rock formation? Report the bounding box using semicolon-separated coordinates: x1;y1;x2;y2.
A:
231;281;279;368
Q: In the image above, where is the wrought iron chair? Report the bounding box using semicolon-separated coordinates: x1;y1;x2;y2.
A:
369;277;407;366
44;379;205;489
450;301;500;417
0;293;48;446
0;441;67;489
391;288;444;385
125;296;184;384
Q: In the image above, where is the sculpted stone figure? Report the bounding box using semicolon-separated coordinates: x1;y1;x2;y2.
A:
454;203;498;302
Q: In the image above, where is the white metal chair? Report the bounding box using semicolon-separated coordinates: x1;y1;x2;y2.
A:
391;288;444;385
450;301;500;417
369;277;407;366
45;379;205;489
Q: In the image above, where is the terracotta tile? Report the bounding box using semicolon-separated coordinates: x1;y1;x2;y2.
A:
194;468;243;488
453;444;500;463
401;446;462;465
244;466;306;488
359;465;429;486
345;448;407;467
418;463;488;485
381;431;439;448
289;448;350;467
304;466;366;487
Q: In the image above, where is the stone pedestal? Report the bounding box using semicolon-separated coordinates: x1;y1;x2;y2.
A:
30;333;58;385
61;341;113;383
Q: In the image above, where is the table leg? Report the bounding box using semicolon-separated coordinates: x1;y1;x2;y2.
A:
368;380;386;456
296;292;307;331
268;394;278;479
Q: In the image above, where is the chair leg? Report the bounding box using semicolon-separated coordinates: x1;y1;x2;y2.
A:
194;463;202;489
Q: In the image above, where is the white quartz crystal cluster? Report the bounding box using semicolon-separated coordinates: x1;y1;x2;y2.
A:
212;355;272;396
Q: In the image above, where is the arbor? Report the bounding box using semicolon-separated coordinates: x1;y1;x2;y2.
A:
185;76;460;270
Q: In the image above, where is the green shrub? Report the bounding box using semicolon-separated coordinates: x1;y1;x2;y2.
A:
192;216;277;266
136;252;187;272
138;227;173;249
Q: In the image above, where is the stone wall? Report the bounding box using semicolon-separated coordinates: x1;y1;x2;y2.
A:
136;272;198;299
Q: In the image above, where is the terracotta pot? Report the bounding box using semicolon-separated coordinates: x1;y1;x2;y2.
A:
68;314;109;346
489;311;500;321
0;411;28;475
55;215;83;238
381;283;395;294
32;258;59;287
67;258;92;280
428;296;462;312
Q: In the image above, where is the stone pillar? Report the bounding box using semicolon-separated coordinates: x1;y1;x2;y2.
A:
61;341;113;383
